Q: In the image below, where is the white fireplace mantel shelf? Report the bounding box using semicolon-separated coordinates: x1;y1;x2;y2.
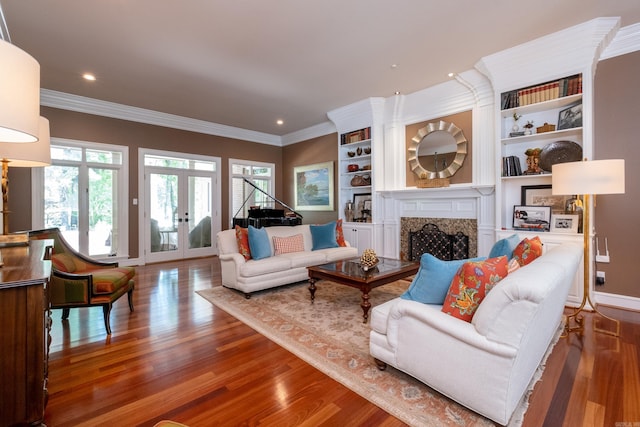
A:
379;184;495;199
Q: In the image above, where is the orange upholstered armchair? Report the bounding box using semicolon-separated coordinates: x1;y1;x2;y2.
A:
29;228;135;334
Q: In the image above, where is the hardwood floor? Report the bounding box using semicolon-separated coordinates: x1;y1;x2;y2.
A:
44;257;640;427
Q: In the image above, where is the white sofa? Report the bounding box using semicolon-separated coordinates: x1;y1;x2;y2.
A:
369;242;583;425
217;225;358;297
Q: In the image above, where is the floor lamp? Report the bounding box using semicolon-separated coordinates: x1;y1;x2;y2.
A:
0;117;51;245
552;159;625;337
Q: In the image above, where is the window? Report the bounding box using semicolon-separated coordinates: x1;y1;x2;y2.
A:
229;159;275;225
34;139;128;258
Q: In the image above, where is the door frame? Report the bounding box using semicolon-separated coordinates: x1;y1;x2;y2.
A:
138;148;221;265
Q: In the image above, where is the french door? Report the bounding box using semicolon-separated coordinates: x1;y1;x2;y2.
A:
144;167;216;263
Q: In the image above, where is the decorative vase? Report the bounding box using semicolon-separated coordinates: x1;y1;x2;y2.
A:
344;201;354;222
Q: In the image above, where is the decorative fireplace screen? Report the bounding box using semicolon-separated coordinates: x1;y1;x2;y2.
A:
408;223;469;261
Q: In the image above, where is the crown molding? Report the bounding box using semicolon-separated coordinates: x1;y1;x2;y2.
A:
600;23;640;60
281;121;336;146
40;89;283;146
476;17;621;92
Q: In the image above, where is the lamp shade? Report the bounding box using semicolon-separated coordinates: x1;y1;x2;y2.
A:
0;39;40;143
0;117;51;167
552;159;625;196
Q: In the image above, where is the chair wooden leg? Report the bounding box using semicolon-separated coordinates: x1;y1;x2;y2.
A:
102;304;112;335
62;308;71;320
127;286;135;312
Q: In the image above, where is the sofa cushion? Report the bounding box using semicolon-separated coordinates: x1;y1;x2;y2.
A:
336;219;347;247
248;225;271;260
278;250;327;268
310;221;339;250
441;256;509;322
273;233;305;255
240;256;293;277
91;266;136;295
401;254;486;305
235;226;252;260
488;233;520;260
513;236;543;266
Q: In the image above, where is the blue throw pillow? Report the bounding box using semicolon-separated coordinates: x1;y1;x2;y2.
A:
310;221;339;250
401;254;486;304
488;234;521;260
247;225;271;260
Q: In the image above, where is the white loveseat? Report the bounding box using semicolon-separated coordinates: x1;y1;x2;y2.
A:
369;242;583;425
217;224;358;297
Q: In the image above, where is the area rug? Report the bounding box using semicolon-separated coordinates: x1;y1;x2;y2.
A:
197;281;557;426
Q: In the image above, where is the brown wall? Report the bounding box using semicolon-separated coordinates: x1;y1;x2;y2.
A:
10;106;284;258
594;50;640;298
405;110;473;186
282;133;339;225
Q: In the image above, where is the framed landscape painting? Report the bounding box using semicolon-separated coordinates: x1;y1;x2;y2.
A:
294;161;334;211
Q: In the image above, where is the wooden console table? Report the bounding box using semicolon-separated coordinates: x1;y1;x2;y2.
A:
0;240;53;427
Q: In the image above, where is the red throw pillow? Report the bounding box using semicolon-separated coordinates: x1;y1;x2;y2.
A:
512;236;543;266
235;225;251;260
336;219;347;247
442;256;509;322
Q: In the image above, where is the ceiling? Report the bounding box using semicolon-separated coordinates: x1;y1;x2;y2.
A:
3;1;640;137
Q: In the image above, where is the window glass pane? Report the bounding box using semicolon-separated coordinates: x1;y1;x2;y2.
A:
145;154;188;169
88;168;116;256
86;148;122;165
44;165;80;250
191;160;215;172
51;145;82;162
253;179;272;208
252;166;271;177
232;164;249;175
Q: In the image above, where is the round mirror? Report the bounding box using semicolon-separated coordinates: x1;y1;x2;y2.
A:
408;120;468;179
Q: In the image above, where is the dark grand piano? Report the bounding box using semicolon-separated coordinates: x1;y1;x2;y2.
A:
232;178;302;228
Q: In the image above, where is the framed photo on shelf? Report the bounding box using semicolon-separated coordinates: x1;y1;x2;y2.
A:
521;184;572;213
353;193;372;221
557;103;583;130
513;205;551;232
550;214;579;233
294;161;334;211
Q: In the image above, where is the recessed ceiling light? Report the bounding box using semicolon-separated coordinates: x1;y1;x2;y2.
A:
276;119;284;126
391;64;398;69
83;73;96;81
448;72;455;77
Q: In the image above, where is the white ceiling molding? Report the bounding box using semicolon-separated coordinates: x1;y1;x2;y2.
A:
327;98;386;134
40;89;283;146
600;23;640;60
475;17;621;91
280;121;336;146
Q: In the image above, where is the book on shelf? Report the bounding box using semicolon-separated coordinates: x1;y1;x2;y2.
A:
340;127;371;145
502;156;522;177
501;74;582;110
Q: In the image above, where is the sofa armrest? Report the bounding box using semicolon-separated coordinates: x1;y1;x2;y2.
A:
387;299;517;358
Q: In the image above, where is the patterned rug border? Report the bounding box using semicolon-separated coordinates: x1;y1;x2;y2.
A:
197;283;560;426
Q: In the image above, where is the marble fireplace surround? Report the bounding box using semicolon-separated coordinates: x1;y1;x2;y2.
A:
399;217;477;261
379;186;495;260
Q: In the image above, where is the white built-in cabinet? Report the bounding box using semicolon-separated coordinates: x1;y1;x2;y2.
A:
495;75;585;307
328;98;385;256
477;18;621;308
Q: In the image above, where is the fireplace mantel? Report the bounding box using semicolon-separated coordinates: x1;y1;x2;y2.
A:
378;184;495;259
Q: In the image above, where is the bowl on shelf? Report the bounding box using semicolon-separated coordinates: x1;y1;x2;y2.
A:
364;147;371;154
347;164;359;172
347;151;356;157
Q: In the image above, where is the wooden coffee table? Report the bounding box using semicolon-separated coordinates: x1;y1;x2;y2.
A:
307;257;419;323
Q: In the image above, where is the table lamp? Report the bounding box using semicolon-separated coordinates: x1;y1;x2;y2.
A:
552;158;625;336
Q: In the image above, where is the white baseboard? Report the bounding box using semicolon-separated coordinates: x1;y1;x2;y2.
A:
119;257;142;267
595;291;640;312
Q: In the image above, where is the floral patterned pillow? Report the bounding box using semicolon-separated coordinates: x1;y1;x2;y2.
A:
235;225;251;260
512;236;543;266
441;256;509;322
336;219;347;247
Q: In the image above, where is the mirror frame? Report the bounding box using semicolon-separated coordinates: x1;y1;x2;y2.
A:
408;120;468;179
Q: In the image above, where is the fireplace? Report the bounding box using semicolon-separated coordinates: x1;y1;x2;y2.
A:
400;217;477;261
378;186;495;260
